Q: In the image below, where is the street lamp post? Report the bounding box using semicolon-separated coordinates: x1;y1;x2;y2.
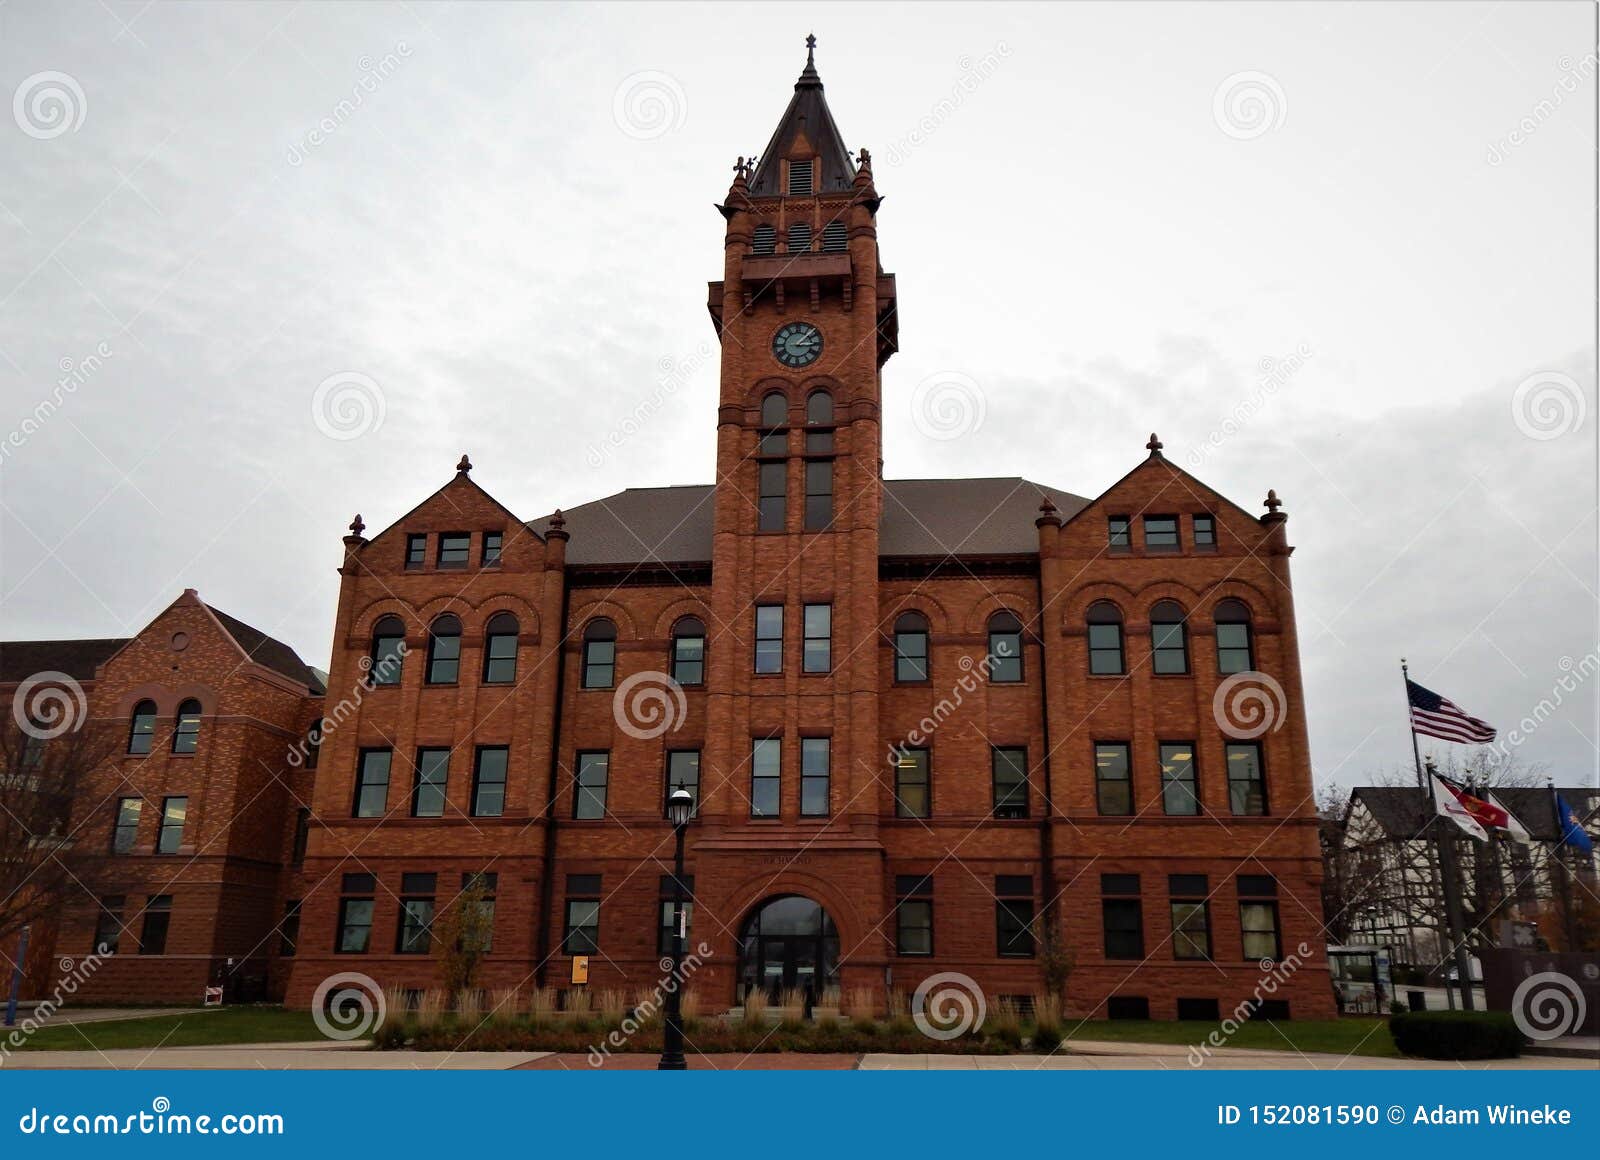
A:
658;785;694;1071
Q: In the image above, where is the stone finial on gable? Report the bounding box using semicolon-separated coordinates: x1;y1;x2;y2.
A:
1146;432;1164;457
457;453;472;475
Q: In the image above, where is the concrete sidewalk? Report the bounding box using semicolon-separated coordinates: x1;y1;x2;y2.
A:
863;1039;1600;1070
2;1041;550;1070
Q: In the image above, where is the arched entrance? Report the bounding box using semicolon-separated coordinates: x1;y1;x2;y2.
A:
737;895;839;1005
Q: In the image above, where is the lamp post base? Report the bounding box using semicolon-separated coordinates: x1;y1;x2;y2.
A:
656;1053;686;1071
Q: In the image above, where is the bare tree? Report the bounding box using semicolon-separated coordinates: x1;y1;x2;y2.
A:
0;715;118;947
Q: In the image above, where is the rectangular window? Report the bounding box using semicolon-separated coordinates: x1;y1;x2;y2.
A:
996;875;1035;958
1193;514;1216;547
280;899;301;957
1143;515;1179;549
156;796;187;854
138;895;172;955
800;737;830;816
563;875;600;955
804;459;833;530
93;895;124;955
894;625;928;683
991;747;1028;819
754;604;783;673
1102;874;1143;960
1107;516;1130;549
395;872;436;954
482;531;503;565
1216;622;1253;674
1170;874;1211;960
894;747;930;818
291;807;310;865
1160;742;1199;816
353;749;392;817
112;798;141;854
336;873;376;953
437;532;471;567
788;158;814;195
656;874;694;956
666;750;700;817
802;603;831;672
1094;742;1132;816
1226;742;1266;815
573;751;609;820
412;748;449;818
751;738;780;818
405;533;427;569
1239;875;1281;961
758;461;786;531
895;874;934;956
472;746;508;817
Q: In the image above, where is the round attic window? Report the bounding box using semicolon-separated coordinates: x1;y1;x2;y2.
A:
170;631;189;652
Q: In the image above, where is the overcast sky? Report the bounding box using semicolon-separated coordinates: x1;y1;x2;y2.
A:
1;2;1595;794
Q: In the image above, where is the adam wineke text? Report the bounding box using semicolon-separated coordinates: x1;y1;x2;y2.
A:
1415;1105;1573;1125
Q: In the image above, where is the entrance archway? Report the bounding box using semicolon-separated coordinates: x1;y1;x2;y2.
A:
737;895;839;1005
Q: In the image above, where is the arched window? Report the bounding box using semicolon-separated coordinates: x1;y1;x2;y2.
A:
1215;599;1254;673
987;611;1024;683
1150;600;1189;675
821;220;847;252
806;390;833;426
787;221;812;253
1087;602;1125;675
893;612;930;683
671;617;705;686
752;223;777;255
127;700;157;755
171;699;202;754
760;391;788;428
582;618;617;689
426;614;461;684
369;615;406;687
483;612;519;684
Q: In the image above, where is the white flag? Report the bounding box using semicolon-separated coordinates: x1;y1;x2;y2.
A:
1431;773;1488;841
1487;791;1533;843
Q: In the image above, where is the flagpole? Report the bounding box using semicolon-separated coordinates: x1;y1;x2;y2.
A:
1402;658;1426;790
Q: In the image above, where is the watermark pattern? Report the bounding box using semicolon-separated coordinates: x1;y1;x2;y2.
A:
0;949;107;1066
285;643;408;768
887;652;997;767
883;44;1011;166
1211;670;1287;739
1510;970;1586;1041
1487;52;1598;165
911;971;986;1041
286;44;413;167
1187;941;1310;1066
1494;651;1598;757
611;71;687;141
3;342;113;464
1185;342;1312;468
612;670;687;741
586;940;711;1066
11;672;88;740
16;1098;284;1135
1212;71;1287;141
585;343;713;467
13;71;86;140
312;371;386;441
910;371;985;441
1510;371;1586;441
311;971;386;1041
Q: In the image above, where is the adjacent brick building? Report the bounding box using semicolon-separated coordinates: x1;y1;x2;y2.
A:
4;44;1334;1020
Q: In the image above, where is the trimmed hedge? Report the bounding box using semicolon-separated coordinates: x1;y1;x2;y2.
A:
1388;1011;1523;1060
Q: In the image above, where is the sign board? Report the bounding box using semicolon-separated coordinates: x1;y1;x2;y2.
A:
203;986;223;1007
570;956;589;985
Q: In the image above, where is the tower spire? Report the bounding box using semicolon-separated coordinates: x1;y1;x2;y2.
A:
748;34;856;196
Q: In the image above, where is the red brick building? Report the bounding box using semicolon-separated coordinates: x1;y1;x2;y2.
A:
4;44;1333;1021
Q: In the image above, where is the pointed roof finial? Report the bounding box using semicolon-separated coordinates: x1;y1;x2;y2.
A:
1264;489;1283;515
457;453;472;474
796;32;821;88
1146;432;1164;456
348;513;365;538
806;32;817;62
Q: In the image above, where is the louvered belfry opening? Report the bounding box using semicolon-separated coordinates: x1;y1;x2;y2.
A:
821;220;847;253
787;221;812;254
752;224;777;255
788;157;814;196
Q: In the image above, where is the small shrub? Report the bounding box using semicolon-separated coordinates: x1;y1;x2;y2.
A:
1389;1011;1522;1060
743;988;769;1023
1031;992;1063;1051
371;1020;408;1050
986;996;1023;1048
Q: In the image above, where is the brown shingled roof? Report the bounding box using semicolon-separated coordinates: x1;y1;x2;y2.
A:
529;478;1090;568
206;606;326;694
0;638;128;684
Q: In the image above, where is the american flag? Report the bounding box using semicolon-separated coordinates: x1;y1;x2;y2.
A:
1407;679;1497;744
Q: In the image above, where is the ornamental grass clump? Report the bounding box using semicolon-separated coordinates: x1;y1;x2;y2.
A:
1030;993;1063;1051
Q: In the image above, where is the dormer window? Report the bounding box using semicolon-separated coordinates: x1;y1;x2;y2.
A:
787;222;812;254
752;224;777;255
788;158;814;195
821;220;847;252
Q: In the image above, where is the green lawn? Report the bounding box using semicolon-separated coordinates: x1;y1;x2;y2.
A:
10;1006;323;1052
1065;1018;1400;1058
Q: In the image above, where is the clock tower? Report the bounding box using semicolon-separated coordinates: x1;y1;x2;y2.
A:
699;37;898;949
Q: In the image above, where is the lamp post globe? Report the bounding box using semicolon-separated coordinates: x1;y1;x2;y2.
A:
667;786;694;828
658;784;694;1070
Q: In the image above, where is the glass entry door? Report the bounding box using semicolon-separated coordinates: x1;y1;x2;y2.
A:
738;896;839;1008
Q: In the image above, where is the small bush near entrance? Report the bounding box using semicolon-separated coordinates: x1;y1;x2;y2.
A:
1388;1011;1523;1060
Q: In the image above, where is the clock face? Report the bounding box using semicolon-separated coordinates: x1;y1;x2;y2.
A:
772;322;823;368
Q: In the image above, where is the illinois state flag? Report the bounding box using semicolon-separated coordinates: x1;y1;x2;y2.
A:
1431;773;1488;841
